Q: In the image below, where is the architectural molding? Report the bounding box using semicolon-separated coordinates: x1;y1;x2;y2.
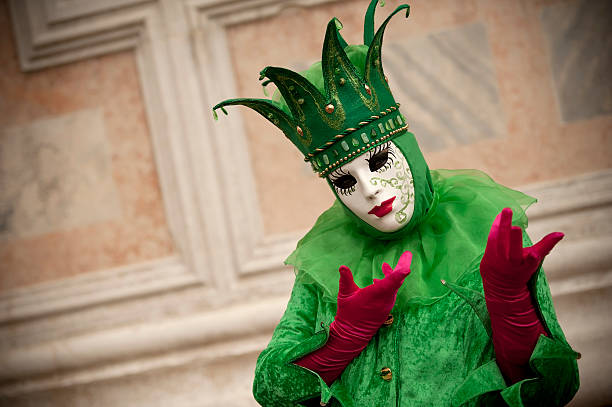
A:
0;257;197;324
187;0;338;280
0;297;285;394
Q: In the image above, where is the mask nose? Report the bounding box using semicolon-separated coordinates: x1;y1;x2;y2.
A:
358;172;382;200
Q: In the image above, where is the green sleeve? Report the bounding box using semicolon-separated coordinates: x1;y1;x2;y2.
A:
450;233;580;407
253;279;347;406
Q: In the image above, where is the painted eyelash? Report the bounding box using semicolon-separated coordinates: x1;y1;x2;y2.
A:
336;185;356;196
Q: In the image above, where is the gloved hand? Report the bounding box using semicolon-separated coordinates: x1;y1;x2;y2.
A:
480;208;563;383
295;251;412;385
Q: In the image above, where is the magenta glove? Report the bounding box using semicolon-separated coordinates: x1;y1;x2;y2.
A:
295;251;412;385
480;208;563;383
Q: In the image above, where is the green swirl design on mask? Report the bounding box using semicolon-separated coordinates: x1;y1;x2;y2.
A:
393;159;414;224
370;176;400;188
369;157;414;224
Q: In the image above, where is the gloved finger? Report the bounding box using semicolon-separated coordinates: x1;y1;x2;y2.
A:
530;232;564;260
509;226;523;263
381;262;392;277
497;208;513;260
338;265;359;297
394;251;413;275
380;266;410;292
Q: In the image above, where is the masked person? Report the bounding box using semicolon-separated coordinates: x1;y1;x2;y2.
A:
213;2;580;405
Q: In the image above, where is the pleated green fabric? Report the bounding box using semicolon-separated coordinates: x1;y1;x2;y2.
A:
254;169;579;406
287;167;534;308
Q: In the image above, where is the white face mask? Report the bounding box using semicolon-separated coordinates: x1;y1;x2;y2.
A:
328;141;415;232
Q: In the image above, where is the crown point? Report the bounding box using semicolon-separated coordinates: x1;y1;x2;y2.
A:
325;104;335;114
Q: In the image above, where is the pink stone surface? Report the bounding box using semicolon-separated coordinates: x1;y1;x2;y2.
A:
0;1;175;292
226;0;612;235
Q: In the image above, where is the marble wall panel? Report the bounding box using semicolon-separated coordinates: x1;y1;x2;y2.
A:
0;0;175;291
540;0;612;122
384;22;504;151
0;109;121;239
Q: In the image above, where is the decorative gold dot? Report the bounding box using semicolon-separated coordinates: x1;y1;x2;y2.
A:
298;98;304;105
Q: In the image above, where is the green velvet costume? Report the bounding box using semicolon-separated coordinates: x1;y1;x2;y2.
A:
252;137;580;406
211;1;580;404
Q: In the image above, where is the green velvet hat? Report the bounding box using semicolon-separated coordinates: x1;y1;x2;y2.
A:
213;1;411;177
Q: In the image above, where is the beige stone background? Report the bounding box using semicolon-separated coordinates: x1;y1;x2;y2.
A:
0;0;610;406
0;0;175;291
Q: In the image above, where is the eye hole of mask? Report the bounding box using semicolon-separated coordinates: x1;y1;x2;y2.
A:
368;150;389;172
332;174;357;190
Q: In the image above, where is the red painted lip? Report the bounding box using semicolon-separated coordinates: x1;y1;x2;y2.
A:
368;196;396;218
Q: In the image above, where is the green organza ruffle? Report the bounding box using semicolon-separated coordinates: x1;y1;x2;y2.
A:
285;169;536;308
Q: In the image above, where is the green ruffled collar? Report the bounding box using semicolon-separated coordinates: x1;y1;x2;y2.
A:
286;169;535;308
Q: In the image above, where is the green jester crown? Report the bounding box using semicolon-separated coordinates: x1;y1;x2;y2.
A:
213;0;410;177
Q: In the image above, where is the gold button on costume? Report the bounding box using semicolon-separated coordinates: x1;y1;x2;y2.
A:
380;367;392;381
